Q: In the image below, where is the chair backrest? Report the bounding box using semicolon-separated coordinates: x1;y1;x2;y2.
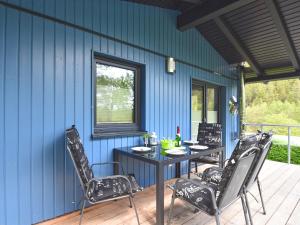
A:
228;132;261;162
197;123;222;147
245;132;273;189
217;146;259;209
65;125;94;191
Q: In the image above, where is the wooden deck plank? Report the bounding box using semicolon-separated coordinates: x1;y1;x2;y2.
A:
37;161;300;225
265;176;300;225
223;163;299;225
184;162;297;225
252;167;300;225
221;162;296;224
286;199;300;225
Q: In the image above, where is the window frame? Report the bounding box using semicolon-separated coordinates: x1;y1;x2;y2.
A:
191;79;221;137
92;54;144;138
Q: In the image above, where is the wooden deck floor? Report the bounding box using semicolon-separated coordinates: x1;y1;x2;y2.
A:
38;160;300;225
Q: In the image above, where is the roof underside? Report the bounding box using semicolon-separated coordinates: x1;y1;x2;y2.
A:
126;0;300;82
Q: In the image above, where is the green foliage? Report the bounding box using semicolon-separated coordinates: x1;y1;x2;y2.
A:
245;79;300;135
96;74;134;89
96;74;134;123
267;144;300;165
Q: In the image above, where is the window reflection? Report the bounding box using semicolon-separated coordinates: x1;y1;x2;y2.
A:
96;63;135;124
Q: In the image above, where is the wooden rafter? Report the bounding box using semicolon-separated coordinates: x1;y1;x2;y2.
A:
245;71;300;83
177;0;256;31
264;0;300;70
214;17;263;76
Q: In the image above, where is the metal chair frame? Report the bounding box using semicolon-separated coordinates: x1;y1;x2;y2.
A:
66;127;141;225
242;137;273;225
167;146;260;225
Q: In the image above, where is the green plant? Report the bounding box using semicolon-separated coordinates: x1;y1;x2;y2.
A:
160;139;175;149
245;79;300;136
267;144;300;165
143;133;150;138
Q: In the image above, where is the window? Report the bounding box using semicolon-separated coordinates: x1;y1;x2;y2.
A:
191;80;220;140
93;54;145;137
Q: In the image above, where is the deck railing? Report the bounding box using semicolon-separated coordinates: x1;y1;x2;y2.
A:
244;123;300;164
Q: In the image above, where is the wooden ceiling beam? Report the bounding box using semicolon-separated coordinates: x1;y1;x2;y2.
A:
214;17;263;76
177;0;256;31
265;0;300;70
179;0;202;4
245;71;300;83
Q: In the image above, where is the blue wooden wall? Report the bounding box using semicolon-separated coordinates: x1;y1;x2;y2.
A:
0;0;239;224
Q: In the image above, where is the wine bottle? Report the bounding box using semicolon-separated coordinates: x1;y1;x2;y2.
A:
175;126;181;147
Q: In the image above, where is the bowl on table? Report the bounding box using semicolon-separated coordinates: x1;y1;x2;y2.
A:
160;139;175;149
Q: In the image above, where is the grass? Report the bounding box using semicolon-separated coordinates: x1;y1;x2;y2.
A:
267;144;300;165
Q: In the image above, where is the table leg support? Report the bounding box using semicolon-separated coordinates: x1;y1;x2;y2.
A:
113;150;120;175
175;162;181;178
156;163;164;225
219;149;224;168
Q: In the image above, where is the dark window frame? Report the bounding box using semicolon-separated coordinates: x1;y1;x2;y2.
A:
92;53;146;138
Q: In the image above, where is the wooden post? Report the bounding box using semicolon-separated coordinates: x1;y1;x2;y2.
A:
239;67;246;138
288;127;291;164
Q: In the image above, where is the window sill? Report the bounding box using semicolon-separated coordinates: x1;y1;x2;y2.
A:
92;130;147;139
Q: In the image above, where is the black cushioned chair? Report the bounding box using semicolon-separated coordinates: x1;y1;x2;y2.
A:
65;125;143;225
241;133;272;225
167;144;260;225
200;132;273;225
201;132;261;185
188;123;222;178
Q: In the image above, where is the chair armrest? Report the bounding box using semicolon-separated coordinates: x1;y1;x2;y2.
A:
85;175;133;196
90;162;125;175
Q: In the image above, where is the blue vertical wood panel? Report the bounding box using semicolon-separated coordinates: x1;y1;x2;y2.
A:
83;32;93;174
0;6;6;225
54;23;66;216
4;9;19;225
100;0;108;54
31;15;44;222
18;11;32;225
114;0;121;57
43;18;55;220
64;26;76;212
0;1;239;224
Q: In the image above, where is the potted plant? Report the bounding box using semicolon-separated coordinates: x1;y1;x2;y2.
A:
143;133;150;147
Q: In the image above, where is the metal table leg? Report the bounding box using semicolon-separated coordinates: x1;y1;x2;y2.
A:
219;149;224;168
175;162;181;178
188;160;191;179
156;163;164;225
113;150;120;175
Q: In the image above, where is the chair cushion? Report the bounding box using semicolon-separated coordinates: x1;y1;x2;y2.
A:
197;123;222;147
66;127;94;186
88;175;141;202
174;178;218;215
230;134;260;160
201;167;223;185
200;134;261;185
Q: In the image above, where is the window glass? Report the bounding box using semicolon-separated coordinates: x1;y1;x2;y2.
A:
96;63;135;124
207;87;219;123
192;87;204;140
191;80;220;140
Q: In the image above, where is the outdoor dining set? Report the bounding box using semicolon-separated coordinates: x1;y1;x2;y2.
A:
65;123;272;225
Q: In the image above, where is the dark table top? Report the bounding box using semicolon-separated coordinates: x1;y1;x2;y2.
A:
114;144;224;166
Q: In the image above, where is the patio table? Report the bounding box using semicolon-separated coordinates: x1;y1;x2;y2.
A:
113;144;224;225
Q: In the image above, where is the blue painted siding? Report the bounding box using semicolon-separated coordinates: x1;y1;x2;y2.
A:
0;0;239;224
